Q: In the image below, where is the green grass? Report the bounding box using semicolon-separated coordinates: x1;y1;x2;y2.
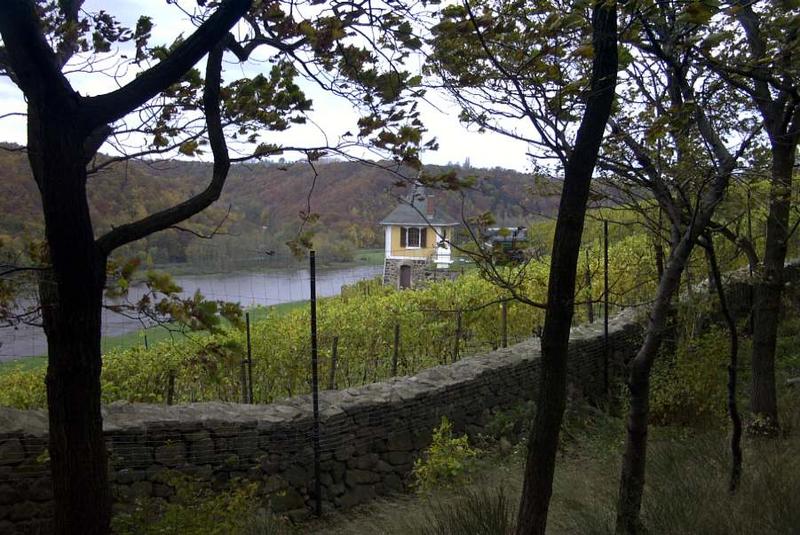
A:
0;355;47;375
352;248;385;265
0;301;307;376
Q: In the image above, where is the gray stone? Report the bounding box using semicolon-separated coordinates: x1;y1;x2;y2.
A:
0;484;19;505
259;457;281;475
384;451;414;466
152;483;174;499
155;441;186;467
382;473;404;493
114;484;132;502
326;483;346;497
184;464;213;480
187;438;216;465
26;478;52;501
0;439;25;466
130;481;153;498
184;430;211;443
374;460;395;473
345;469;380;486
286;508;311;523
386;431;413;451
9;501;39;521
283;464;310;486
269;488;305;512
348;453;378;471
334;444;356;461
337;484;375;508
319;471;333;488
111;468;147;485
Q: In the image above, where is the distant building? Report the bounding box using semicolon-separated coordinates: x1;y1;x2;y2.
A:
483;226;528;264
380;183;460;288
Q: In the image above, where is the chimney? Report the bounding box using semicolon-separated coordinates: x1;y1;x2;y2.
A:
426;195;435;218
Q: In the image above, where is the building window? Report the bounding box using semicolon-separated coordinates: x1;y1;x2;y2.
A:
401;227;426;249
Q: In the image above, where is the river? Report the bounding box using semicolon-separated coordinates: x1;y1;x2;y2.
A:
0;264;382;362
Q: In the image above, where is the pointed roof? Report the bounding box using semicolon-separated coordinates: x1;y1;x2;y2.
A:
379;183;460;227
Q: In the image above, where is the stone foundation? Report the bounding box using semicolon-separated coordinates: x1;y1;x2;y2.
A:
383;258;460;288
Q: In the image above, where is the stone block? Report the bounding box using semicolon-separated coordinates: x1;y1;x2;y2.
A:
184;430;211;443
283;464;310;486
26;478;52;501
152;483;174;499
384;451;414;466
113;484;132;503
0;439;25;466
286;508;311;523
130;481;153;498
333;444;356;461
326;482;346;498
259;456;281;476
155;441;186;467
9;501;39;521
374;460;394;473
386;431;413;452
113;468;146;485
382;473;404;493
337;484;375;508
348;453;378;471
345;469;379;486
183;464;213;480
269;488;305;512
0;484;19;506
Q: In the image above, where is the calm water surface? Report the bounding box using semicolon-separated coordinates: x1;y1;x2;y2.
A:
0;265;382;361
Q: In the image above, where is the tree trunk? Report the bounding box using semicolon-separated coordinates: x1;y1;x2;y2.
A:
585;250;595;323
750;140;795;431
704;235;742;493
30;108;112;534
615;233;693;534
515;3;617;533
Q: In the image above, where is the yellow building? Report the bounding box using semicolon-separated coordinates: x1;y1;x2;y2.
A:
380;184;459;288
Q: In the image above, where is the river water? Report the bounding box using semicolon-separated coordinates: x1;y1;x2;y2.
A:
0;264;382;362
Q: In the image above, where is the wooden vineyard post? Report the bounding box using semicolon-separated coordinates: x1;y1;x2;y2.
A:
309;251;322;517
392;324;400;375
501;301;508;348
328;336;339;390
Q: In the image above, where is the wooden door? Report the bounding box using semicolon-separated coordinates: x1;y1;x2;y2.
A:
399;264;411;289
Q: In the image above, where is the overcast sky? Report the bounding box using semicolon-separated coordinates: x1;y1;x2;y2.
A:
0;0;534;172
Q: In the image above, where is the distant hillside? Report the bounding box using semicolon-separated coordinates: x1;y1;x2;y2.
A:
0;145;559;268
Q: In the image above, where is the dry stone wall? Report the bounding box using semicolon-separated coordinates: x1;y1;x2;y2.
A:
0;309;643;534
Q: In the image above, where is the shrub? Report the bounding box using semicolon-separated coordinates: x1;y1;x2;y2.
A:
0;368;46;409
111;472;289;535
483;401;536;445
649;328;729;426
413;417;479;491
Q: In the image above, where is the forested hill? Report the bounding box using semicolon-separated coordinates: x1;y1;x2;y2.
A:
0;145;558;267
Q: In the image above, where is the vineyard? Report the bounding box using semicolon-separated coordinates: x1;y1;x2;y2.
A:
0;223;666;409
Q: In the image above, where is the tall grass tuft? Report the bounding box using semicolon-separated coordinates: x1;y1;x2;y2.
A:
396;487;515;535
